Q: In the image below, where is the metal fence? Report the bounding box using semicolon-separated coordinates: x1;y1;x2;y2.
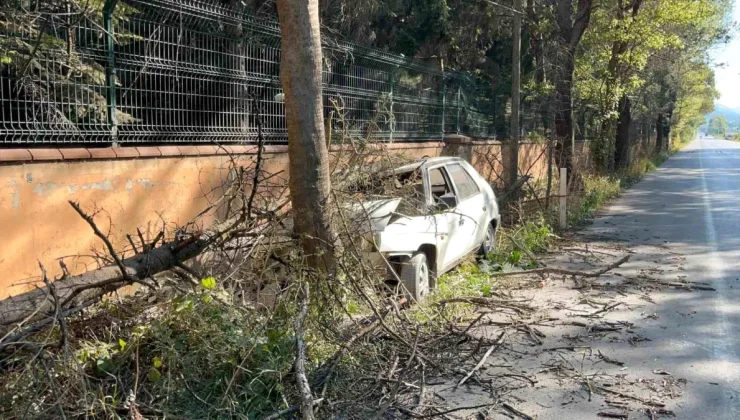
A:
0;0;502;146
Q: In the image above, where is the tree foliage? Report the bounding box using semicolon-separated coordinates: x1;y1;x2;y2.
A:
324;0;731;167
708;114;729;136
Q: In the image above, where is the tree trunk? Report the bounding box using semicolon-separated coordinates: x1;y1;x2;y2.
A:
553;0;593;180
665;93;675;149
614;95;631;169
554;51;575;175
276;0;336;273
654;113;664;155
507;0;522;187
606;0;643;167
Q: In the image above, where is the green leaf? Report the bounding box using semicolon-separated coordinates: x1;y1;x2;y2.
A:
118;338;127;351
147;368;161;382
152;356;163;368
507;250;522;266
174;298;194;312
200;276;216;290
1;55;11;64
96;357;113;374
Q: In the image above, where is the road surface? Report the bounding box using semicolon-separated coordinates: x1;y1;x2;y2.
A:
434;137;740;419
583;136;740;418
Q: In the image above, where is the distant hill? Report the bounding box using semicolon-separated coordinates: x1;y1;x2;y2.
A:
703;103;740;134
707;103;740;121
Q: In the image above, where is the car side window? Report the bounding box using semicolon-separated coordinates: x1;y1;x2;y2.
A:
447;164;480;201
428;167;456;208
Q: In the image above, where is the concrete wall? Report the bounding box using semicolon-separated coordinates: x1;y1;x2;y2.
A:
0;139;555;299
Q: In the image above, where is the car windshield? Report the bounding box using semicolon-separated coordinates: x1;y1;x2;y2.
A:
343;168;427;215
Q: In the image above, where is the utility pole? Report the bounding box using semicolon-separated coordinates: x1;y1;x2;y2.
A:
507;0;522;187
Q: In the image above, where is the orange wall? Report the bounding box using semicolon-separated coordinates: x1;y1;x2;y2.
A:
0;140;557;299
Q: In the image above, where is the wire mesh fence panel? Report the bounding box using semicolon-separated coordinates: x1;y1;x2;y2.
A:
0;10;111;144
0;0;501;146
114;0;285;143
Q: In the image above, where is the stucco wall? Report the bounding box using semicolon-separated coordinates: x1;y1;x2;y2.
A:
0;140;557;299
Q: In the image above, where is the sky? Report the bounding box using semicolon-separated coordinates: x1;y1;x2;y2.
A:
711;1;740;109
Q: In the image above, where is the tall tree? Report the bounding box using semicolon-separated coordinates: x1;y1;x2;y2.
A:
553;0;594;179
576;0;729;167
607;0;643;169
276;0;336;273
708;115;729;136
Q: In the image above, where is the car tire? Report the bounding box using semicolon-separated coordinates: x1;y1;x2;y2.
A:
478;223;496;257
400;252;430;302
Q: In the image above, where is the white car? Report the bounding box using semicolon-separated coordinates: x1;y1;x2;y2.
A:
355;157;500;301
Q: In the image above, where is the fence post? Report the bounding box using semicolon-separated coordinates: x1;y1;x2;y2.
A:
455;85;461;135
441;78;446;138
104;0;119;147
388;66;396;143
559;167;567;228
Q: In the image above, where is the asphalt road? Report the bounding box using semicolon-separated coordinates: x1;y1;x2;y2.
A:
584;136;740;418
434;136;740;419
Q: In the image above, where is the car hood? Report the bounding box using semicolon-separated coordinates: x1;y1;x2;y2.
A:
344;198;402;233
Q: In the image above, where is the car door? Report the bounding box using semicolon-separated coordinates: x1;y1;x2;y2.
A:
442;163;485;268
425;165;458;271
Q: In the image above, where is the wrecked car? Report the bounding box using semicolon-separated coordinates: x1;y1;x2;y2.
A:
350;157;500;301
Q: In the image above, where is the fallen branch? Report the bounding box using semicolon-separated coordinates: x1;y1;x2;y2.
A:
0;233;211;327
0;214;277;329
438;297;535;315
498;175;531;203
456;331;505;388
398;402;500;419
488;255;630;279
597;386;665;408
69;201;129;280
502;402;534;420
660;282;716;291
597;350;624;366
597;412;629;419
576;302;625;318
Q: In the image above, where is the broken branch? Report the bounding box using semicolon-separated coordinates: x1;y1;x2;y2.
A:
457;331;505;388
489;255;630;279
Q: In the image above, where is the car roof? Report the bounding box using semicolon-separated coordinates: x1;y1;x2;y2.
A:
394;156;465;173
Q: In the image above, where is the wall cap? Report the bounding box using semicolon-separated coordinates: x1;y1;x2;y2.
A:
0;145;291;165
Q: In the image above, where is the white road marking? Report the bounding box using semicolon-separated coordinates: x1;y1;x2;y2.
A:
697;140;740;415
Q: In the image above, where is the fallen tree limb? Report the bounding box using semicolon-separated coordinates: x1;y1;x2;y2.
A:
397;402;500;419
488;255;630;279
0;234;211;327
597;412;629;419
498;175;531;204
456;331;505;388
576;302;625;318
597;386;665;407
502;402;534;420
438;297;535;315
659;282;716;291
0;201;282;330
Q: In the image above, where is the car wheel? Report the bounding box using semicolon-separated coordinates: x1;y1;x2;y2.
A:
478;223;496;257
400;252;430;302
